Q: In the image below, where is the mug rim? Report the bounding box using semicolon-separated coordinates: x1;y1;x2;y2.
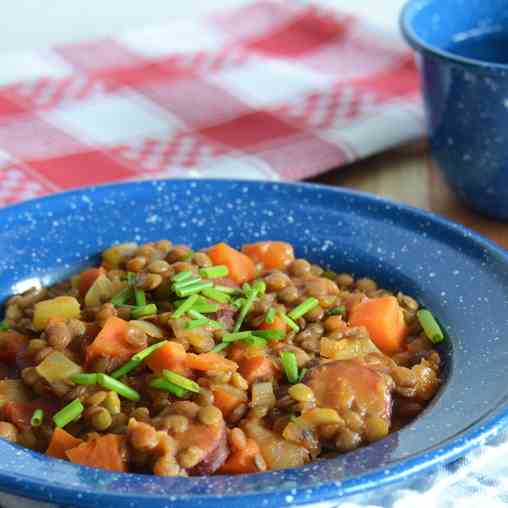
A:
400;0;508;72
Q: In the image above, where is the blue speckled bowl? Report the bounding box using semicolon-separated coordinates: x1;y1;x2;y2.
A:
401;0;508;220
0;179;507;508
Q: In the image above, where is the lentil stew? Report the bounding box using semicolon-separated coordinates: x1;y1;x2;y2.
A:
0;240;442;476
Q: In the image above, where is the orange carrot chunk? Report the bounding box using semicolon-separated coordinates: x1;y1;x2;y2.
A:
146;342;187;374
46;428;83;460
238;356;278;384
241;241;294;270
211;386;244;418
185;352;238;372
207;243;255;285
348;296;407;354
257;314;287;333
66;434;127;472
86;316;147;365
218;438;261;474
78;267;106;296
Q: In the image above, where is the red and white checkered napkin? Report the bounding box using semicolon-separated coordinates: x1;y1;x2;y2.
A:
0;1;423;206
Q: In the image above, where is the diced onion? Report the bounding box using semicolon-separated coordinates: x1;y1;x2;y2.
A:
251;381;276;409
84;274;113;307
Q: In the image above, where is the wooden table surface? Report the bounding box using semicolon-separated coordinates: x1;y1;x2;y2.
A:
311;141;508;251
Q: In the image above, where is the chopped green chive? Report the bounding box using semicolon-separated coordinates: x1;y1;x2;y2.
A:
264;308;276;324
327;306;346;316
0;321;10;332
280;352;299;384
185;319;209;330
245;336;267;348
417;309;444;344
172;270;194;283
131;303;158;319
176;281;213;297
172;294;199;319
187;309;222;329
232;297;246;309
297;367;308;383
172;277;202;291
211;342;229;353
127;272;136;287
223;331;252;343
111;358;142;379
71;373;98;385
174;297;219;314
162;370;200;393
201;287;230;304
279;312;300;333
199;265;229;279
242;282;252;295
111;287;132;307
134;288;146;307
233;288;259;332
214;285;242;295
252;280;266;295
132;340;168;362
149;378;188;398
30;408;44;427
53;399;84;428
288;297;319;320
193;303;220;313
252;329;285;340
187;309;208;320
97;373;140;401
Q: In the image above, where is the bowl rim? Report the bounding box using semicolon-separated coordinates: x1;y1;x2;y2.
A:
0;178;508;507
400;0;508;72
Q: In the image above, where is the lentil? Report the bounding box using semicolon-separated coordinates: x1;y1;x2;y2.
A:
231;372;249;391
167;245;192;263
140;273;163;290
86;391;107;407
336;273;354;287
290;259;311;277
288;383;315;402
162;415;189;433
355;277;377;292
126;256;147;272
147;260;171;274
264;272;290;291
278;286;299;304
46;321;72;350
102;392;121;415
193;252;212;267
27;339;47;354
178;446;205;469
198;406;223;426
91;408;113;431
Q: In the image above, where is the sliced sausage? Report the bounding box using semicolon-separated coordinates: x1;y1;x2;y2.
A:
304;359;393;421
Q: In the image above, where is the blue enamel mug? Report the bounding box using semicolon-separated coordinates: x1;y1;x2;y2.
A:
401;0;508;220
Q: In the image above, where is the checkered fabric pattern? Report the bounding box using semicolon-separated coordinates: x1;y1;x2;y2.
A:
0;1;424;206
